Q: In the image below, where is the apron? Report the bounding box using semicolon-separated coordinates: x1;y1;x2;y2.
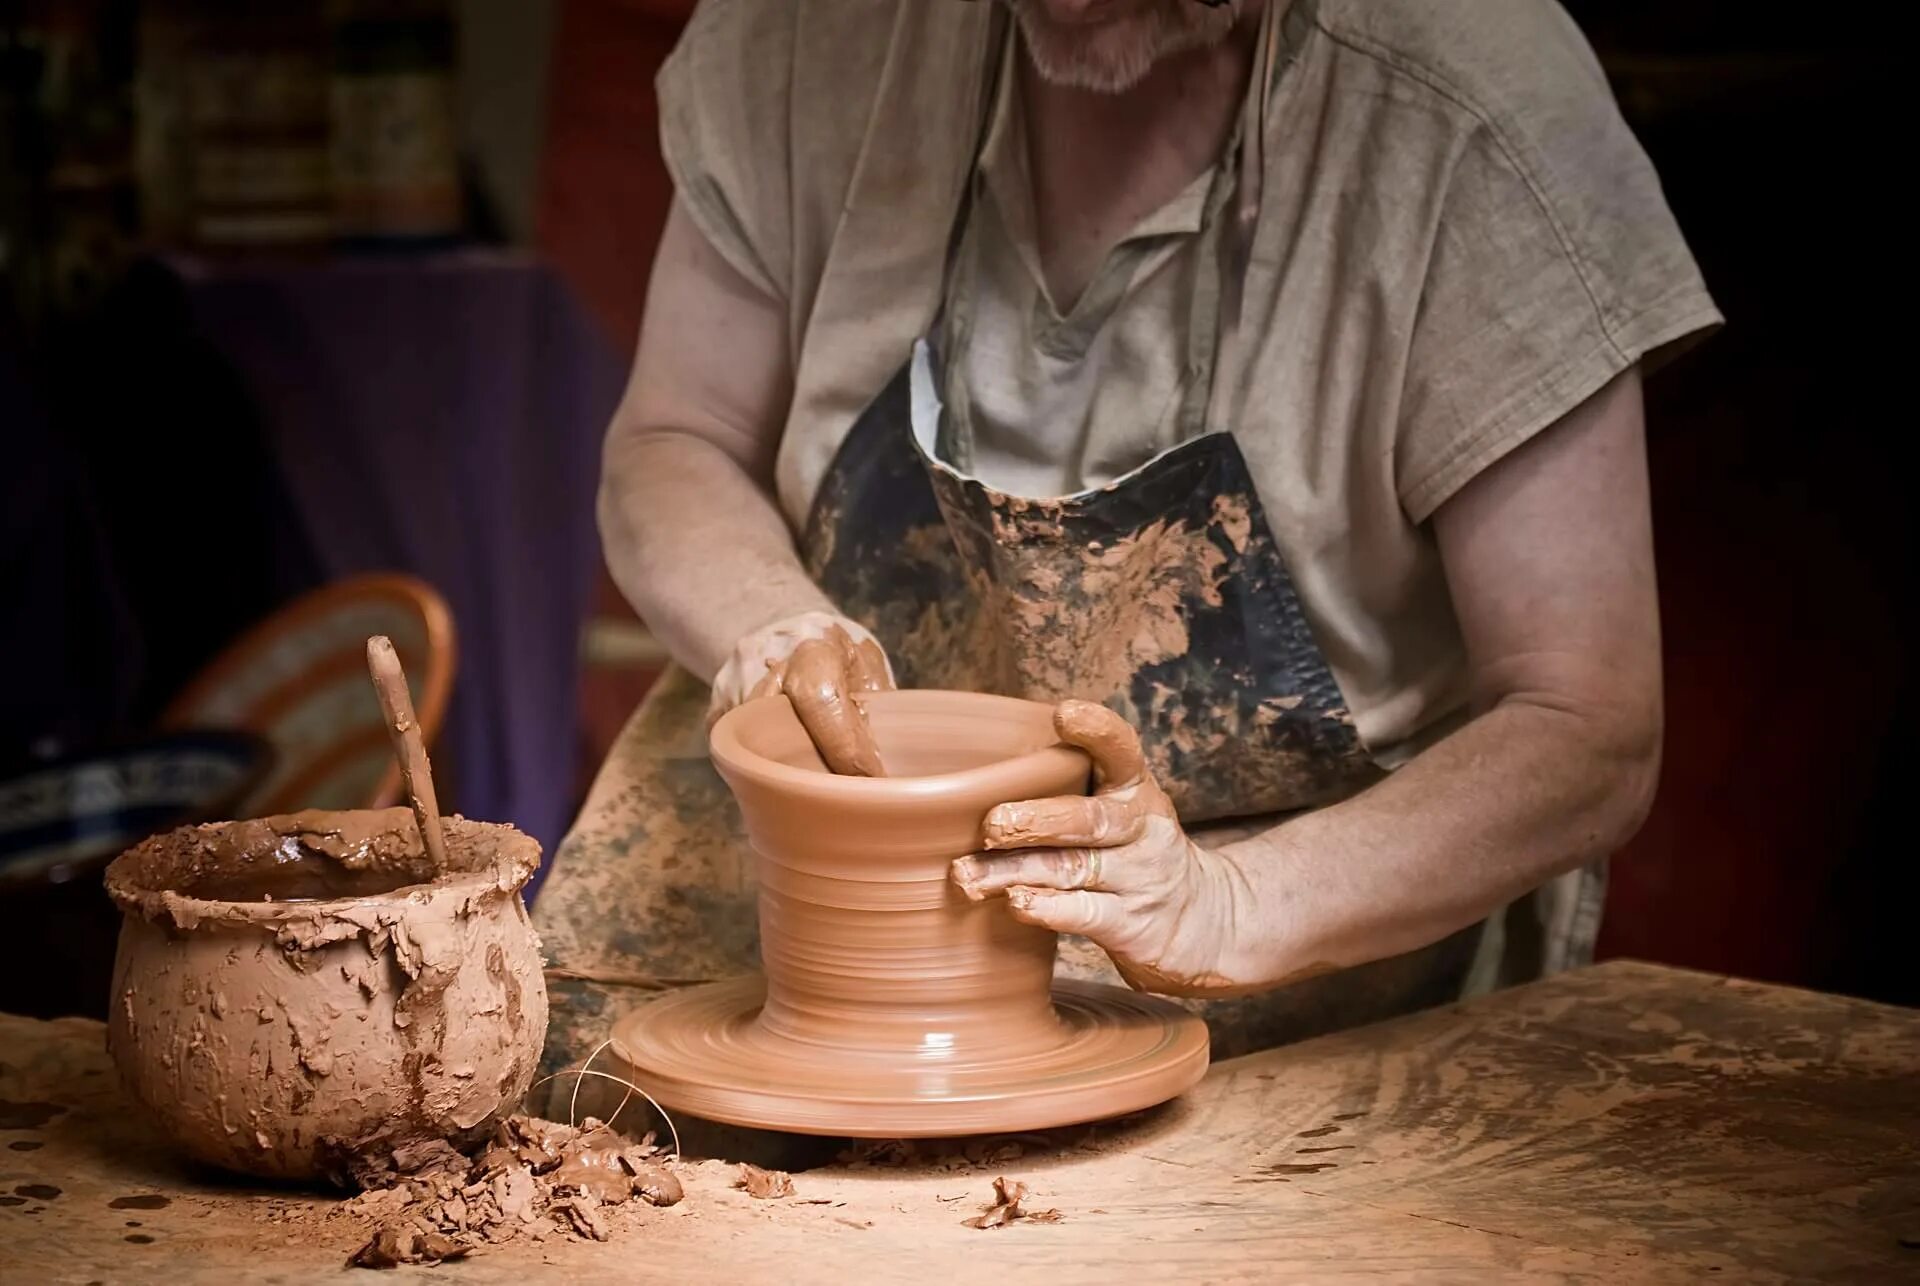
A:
534;5;1554;1082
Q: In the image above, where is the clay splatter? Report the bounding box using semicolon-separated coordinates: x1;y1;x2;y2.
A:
1262;1162;1337;1176
0;1196;25;1207
962;1176;1062;1229
109;1194;171;1210
8;1140;42;1151
13;1184;59;1200
0;1099;65;1129
1297;1125;1340;1138
124;1233;155;1244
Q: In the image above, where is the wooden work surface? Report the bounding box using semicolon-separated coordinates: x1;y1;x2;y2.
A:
3;961;1915;1284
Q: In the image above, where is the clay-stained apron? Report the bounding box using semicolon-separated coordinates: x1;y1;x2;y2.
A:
808;352;1379;824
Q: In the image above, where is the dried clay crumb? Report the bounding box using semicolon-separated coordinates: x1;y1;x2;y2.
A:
734;1163;794;1200
962;1176;1062;1230
350;1224;471;1269
342;1114;682;1268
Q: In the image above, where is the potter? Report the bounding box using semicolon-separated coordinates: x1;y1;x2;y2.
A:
537;0;1719;1088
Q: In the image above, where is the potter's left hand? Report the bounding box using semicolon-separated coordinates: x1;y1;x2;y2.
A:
949;701;1253;997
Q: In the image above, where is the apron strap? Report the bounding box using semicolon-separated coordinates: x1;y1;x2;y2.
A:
933;14;1012;470
1170;0;1288;448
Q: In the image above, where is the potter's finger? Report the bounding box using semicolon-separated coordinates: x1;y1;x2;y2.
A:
950;847;1105;900
826;622;889;692
744;658;785;704
982;795;1145;850
1053;700;1147;792
846;634;895;693
784;637;887;777
1004;886;1128;941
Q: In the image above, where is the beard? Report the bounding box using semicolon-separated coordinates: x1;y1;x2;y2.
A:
1003;0;1244;94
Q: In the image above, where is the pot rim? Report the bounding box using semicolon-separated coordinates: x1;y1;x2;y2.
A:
104;809;540;928
709;689;1090;803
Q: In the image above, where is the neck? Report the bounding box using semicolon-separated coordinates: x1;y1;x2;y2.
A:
1017;6;1261;309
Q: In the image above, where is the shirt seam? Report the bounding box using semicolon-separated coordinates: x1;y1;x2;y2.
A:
1304;13;1626;360
1400;286;1720;521
655;5;787;303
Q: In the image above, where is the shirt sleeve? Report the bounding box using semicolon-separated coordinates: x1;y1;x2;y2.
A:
1393;4;1722;522
655;0;796;301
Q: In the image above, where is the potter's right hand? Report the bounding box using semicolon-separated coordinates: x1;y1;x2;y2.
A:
708;611;895;776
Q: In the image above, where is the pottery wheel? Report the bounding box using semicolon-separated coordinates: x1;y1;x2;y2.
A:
610;976;1210;1137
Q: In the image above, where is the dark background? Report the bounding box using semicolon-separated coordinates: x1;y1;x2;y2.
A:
2;1;1911;1012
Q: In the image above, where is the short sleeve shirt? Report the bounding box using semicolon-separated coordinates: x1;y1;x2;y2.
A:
657;0;1721;765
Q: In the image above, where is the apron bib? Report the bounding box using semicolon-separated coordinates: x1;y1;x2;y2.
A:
536;6;1499;1075
809;348;1381;822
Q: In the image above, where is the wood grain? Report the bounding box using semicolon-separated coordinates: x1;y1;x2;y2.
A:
2;961;1913;1283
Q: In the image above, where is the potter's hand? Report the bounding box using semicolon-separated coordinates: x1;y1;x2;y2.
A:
950;700;1253;996
709;611;895;776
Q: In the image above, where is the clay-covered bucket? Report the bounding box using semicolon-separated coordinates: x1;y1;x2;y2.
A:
707;691;1091;1059
104;807;547;1184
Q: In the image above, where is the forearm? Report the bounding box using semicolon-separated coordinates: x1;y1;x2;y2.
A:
958;370;1662;999
1214;693;1660;986
598;427;831;683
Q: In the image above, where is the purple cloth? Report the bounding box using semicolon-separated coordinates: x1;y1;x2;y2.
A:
171;250;621;885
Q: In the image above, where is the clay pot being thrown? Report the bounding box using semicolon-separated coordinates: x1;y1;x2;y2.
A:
104;807;547;1184
612;690;1210;1137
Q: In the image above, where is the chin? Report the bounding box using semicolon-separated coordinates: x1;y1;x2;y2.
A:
1008;0;1241;93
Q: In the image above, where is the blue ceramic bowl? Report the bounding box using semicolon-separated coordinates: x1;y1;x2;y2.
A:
0;731;274;891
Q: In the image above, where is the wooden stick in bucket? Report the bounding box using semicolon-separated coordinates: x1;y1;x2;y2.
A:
365;634;451;872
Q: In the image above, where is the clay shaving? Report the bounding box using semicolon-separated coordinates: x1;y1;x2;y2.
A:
961;1176;1062;1230
733;1163;794;1200
343;1115;682;1268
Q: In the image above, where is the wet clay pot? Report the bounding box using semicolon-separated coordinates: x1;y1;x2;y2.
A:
104;807;547;1184
724;690;1091;1058
612;690;1211;1137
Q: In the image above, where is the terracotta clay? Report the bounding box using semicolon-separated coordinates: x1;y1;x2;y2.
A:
612;691;1210;1136
103;808;547;1184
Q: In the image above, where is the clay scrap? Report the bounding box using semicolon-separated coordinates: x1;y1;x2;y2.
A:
733;1163;794;1200
343;1114;682;1268
961;1176;1062;1230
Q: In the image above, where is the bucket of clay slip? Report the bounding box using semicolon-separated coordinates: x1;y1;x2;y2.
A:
103;807;547;1184
708;691;1092;1060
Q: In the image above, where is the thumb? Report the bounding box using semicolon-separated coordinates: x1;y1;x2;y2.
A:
1053;700;1148;793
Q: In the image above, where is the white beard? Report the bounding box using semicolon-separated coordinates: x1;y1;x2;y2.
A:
1005;0;1242;94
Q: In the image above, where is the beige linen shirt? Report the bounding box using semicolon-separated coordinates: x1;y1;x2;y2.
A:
658;0;1719;775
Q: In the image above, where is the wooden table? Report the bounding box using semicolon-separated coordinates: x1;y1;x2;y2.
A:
4;961;1915;1283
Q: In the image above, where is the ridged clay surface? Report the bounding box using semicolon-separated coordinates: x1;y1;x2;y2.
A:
614;691;1209;1136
